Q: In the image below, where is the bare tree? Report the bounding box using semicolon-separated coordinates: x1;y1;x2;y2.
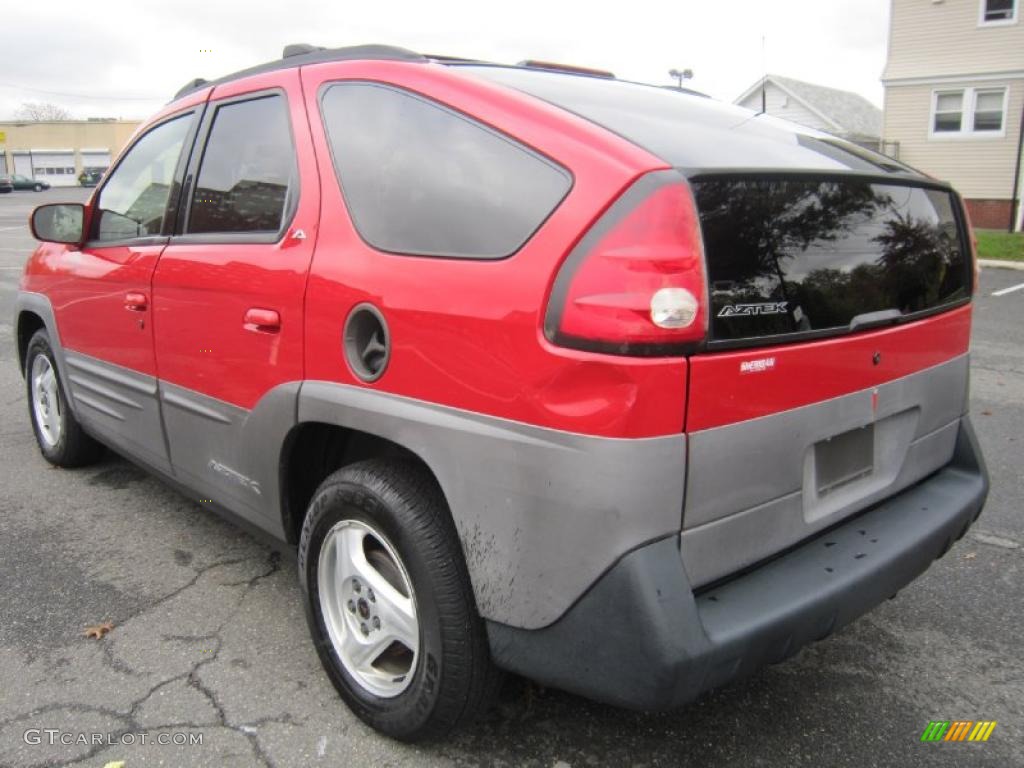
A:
14;102;73;121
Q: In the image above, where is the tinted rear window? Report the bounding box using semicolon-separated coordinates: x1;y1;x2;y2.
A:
692;179;970;345
320;82;571;259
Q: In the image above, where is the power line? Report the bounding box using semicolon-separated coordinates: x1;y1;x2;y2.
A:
0;82;163;102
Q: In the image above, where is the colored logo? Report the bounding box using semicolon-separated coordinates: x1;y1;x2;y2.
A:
920;721;997;742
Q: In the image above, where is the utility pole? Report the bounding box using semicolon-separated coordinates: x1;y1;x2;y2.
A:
1010;100;1024;232
761;35;768;114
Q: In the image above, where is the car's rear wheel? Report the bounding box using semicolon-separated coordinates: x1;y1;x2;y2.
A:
299;458;500;741
25;329;103;467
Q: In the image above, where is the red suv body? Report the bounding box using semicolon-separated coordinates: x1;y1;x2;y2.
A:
15;45;988;741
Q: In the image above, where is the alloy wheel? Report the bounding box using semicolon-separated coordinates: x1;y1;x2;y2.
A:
31;355;62;448
317;519;419;698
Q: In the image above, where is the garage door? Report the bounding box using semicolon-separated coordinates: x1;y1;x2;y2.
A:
31;150;77;187
80;149;111;172
12;152;33;178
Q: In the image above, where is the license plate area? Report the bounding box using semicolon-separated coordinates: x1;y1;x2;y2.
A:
815;424;874;498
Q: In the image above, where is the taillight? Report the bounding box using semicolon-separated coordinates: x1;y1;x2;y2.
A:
544;170;707;356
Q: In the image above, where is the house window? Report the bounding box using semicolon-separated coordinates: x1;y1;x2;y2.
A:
974;90;1006;130
933;91;963;132
931;87;1007;137
980;0;1017;24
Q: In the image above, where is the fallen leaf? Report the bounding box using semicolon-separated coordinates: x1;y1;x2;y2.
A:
83;621;115;640
102;762;126;768
981;410;993;416
963;552;977;560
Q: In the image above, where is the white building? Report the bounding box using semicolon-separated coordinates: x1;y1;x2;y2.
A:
735;75;884;151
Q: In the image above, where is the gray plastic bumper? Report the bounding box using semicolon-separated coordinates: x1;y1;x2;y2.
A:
486;415;988;710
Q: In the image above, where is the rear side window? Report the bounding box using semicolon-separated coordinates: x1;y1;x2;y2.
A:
693;179;970;346
320;82;571;259
188;94;294;234
95;114;192;241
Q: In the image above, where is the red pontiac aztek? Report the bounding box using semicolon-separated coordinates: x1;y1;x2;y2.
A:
15;44;988;741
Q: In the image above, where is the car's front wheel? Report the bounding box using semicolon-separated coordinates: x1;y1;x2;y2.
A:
299;458;499;741
25;329;103;467
33;183;43;192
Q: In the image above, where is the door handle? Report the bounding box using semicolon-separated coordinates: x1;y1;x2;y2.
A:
124;292;148;311
243;308;281;333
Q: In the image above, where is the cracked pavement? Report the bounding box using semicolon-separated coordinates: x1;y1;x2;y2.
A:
0;190;1022;767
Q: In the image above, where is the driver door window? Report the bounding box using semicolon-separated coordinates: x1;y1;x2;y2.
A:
94;114;193;242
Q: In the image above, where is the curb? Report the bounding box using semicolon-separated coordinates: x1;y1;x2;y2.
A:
979;259;1024;272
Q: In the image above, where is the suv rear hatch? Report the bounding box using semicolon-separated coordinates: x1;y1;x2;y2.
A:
459;64;975;585
682;175;972;586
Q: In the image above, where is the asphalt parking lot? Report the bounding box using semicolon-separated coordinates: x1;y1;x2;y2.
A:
0;188;1021;768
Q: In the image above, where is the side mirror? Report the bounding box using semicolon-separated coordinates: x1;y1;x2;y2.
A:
30;203;86;245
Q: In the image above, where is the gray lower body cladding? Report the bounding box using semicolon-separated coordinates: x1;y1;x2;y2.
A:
681;355;969;588
487;415;988;710
298;381;687;629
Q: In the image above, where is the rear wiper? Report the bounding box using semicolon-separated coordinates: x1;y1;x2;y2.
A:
849;308;903;332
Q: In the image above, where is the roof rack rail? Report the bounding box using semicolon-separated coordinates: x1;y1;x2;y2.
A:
174;78;209;100
283;43;325;58
516;60;615;79
424;53;488;64
661;84;710;98
172;43;426;101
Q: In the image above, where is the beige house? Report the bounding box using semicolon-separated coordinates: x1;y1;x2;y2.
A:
0;120;140;187
883;0;1024;230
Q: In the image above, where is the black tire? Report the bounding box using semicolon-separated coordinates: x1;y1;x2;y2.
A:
34;184;43;192
299;458;500;741
24;329;103;467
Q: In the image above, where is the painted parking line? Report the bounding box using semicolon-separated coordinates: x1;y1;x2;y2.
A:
992;281;1024;297
0;225;27;232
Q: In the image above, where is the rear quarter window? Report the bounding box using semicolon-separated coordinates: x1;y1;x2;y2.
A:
319;82;571;259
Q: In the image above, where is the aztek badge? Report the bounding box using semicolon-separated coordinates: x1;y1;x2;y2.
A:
718;302;788;317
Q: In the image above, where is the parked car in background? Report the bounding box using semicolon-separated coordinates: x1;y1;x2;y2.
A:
14;43;988;743
9;174;50;192
78;168;106;187
0;175;13;193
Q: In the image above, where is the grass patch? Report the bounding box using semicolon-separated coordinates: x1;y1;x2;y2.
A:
976;230;1024;262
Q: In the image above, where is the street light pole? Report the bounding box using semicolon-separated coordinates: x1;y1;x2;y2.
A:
668;68;693;89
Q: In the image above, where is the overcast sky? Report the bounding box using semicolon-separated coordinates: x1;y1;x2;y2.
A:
1;0;890;121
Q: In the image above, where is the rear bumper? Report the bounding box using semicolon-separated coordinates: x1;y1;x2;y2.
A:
486;415;988;710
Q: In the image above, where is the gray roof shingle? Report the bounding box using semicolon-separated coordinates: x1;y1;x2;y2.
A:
749;74;883;139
